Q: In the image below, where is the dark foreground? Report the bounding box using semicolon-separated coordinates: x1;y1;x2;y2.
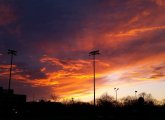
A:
0;101;165;120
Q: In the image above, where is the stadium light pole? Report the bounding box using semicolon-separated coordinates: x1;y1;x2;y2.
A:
89;50;100;106
8;49;17;91
114;88;119;101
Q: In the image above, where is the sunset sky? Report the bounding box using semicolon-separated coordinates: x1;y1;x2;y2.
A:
0;0;165;102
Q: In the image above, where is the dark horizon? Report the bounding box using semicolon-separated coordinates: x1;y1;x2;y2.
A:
0;88;165;120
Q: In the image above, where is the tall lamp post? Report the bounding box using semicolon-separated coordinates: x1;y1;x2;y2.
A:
8;49;17;91
114;88;119;101
135;90;137;99
89;50;100;106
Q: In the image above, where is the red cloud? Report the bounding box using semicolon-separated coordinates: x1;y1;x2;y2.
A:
153;0;165;6
0;3;17;26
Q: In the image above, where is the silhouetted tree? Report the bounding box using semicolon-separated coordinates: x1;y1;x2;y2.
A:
50;93;59;102
97;93;115;107
162;99;165;105
39;99;46;103
138;92;155;105
121;96;136;106
139;92;146;98
138;97;144;105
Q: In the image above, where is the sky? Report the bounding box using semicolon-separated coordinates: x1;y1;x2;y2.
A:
0;0;165;102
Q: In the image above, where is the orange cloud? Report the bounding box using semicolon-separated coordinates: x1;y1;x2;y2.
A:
33;55;111;98
153;0;165;6
0;64;16;76
105;53;165;83
37;51;165;100
40;56;90;71
106;26;165;38
40;55;110;73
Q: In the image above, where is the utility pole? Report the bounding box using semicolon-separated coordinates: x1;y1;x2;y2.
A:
89;50;100;106
8;49;17;91
114;88;119;101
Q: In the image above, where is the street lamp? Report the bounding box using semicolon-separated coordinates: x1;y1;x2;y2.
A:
135;90;137;99
114;88;119;101
89;50;100;106
8;49;17;91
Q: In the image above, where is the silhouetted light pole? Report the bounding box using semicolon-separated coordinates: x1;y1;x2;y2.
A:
114;88;119;101
8;49;17;91
89;50;100;106
135;90;137;99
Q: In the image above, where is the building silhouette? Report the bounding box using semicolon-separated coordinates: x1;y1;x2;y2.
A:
0;86;26;104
